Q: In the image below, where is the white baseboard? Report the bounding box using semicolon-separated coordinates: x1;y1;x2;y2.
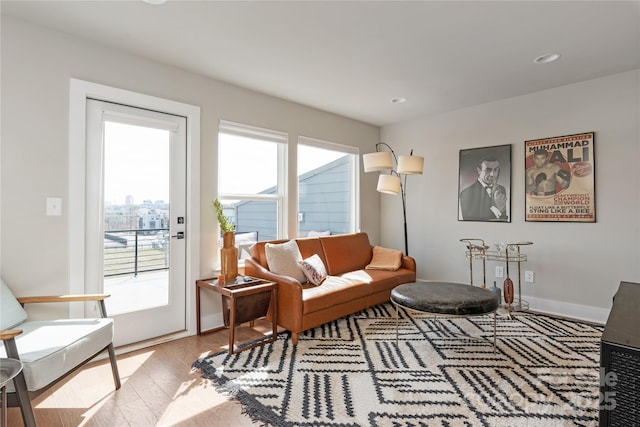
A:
522;294;610;324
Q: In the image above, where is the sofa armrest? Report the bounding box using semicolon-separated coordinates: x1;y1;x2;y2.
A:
244;257;305;330
244;258;303;295
401;255;417;272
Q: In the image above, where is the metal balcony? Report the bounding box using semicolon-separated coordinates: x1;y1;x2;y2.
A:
104;228;169;277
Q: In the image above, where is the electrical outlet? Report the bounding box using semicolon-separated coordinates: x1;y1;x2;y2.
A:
495;266;504;278
525;270;535;283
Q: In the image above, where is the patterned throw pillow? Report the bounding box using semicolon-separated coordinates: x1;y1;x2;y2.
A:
265;240;307;283
298;254;328;285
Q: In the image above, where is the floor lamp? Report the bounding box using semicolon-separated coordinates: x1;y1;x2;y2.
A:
363;143;424;255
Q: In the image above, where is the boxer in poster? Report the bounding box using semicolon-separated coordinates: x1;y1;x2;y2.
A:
526;148;571;196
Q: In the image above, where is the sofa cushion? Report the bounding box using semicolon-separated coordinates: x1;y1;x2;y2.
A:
299;254;327;285
301;274;371;314
366;246;403;271
295;238;328;268
1;278;28;329
365;268;417;295
265;240;307;283
319;232;373;275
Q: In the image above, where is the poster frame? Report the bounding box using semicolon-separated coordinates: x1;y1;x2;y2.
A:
458;144;512;223
524;132;596;223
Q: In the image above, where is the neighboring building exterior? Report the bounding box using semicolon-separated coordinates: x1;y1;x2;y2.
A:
225;156;351;241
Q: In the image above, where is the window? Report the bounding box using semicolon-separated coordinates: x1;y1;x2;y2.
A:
297;137;359;237
218;121;287;259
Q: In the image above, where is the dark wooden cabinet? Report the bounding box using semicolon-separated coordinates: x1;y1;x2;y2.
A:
599;281;640;427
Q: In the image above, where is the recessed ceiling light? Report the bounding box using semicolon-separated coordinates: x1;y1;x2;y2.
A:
142;0;168;4
533;53;561;64
390;97;407;104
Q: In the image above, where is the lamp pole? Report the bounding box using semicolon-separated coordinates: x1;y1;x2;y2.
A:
376;143;410;256
400;175;409;256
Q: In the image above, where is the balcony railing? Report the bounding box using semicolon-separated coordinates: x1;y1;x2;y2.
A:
104;228;169;277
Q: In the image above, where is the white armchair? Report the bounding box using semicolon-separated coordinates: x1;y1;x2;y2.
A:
0;279;120;427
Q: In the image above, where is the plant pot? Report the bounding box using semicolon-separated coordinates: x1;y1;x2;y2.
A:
220;231;238;283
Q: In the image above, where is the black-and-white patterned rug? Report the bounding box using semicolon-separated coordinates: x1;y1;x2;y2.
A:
193;303;603;426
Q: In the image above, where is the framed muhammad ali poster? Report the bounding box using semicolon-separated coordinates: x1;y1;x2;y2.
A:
525;132;595;222
458;144;511;222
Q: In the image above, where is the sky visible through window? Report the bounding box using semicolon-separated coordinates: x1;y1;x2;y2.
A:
104;124;347;205
298;144;348;177
219;134;346;195
104;121;169;205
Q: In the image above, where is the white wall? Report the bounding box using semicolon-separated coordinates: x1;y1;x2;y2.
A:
381;69;640;323
4;15;636;326
0;17;380;321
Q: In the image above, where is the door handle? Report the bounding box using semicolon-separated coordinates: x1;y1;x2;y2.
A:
171;232;185;239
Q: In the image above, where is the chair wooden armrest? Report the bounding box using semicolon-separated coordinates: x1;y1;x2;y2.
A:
16;294;112;318
16;294;110;304
0;329;23;340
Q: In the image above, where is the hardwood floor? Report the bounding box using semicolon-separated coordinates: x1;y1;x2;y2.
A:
6;323;276;426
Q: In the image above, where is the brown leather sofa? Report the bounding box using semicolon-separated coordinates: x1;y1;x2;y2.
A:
244;232;416;344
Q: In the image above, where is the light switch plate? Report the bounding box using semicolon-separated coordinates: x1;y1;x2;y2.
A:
47;197;62;216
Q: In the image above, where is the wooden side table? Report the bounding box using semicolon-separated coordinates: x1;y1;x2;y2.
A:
196;276;278;354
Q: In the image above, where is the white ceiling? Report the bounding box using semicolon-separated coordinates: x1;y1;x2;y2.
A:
2;1;639;126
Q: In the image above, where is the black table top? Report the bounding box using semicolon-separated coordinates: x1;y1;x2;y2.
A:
391;281;500;316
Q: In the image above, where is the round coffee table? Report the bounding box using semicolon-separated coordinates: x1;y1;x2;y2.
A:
391;281;500;350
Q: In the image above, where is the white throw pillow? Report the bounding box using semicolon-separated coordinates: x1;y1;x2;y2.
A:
298;254;328;285
265;240;307;283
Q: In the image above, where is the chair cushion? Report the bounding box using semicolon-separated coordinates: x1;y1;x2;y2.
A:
0;318;114;392
0;278;28;329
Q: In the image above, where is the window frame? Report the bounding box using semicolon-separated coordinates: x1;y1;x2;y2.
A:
217;120;288;242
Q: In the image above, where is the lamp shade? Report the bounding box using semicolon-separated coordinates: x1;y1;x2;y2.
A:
363;151;393;172
398;155;424;175
377;174;401;195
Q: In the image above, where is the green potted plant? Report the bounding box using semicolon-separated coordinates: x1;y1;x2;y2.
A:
213;198;235;232
213;199;237;282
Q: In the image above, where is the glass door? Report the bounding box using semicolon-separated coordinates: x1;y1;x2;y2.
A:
86;99;186;347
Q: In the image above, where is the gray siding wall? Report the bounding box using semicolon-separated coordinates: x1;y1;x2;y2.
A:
235;200;278;242
298;156;351;236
